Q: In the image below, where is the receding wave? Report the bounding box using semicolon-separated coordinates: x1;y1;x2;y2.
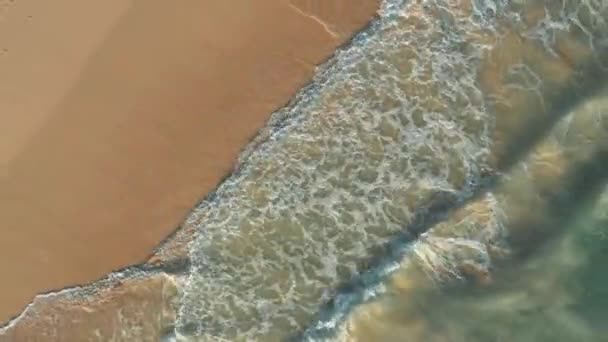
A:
172;0;608;341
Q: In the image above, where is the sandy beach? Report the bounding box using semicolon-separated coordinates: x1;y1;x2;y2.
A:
0;0;379;325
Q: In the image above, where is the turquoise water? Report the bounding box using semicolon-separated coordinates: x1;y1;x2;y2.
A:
171;0;608;340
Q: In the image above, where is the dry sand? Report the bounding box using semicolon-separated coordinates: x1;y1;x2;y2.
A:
0;0;380;323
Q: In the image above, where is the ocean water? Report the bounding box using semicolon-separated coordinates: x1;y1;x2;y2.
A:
171;0;608;341
320;85;608;342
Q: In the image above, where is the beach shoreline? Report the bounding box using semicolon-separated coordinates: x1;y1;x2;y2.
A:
0;0;380;329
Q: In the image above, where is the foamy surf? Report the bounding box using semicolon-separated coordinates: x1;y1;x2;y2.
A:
176;0;495;339
172;0;608;341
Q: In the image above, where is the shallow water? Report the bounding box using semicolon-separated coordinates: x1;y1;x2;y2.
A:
172;0;608;340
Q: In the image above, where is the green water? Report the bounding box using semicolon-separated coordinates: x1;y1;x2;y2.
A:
334;89;608;340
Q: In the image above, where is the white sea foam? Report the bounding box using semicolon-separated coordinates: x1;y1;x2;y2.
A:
175;0;608;340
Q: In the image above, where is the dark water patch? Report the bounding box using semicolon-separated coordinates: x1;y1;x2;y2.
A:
495;59;608;172
507;146;608;259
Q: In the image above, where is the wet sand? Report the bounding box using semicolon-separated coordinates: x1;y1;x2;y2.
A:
0;273;179;342
0;0;380;323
